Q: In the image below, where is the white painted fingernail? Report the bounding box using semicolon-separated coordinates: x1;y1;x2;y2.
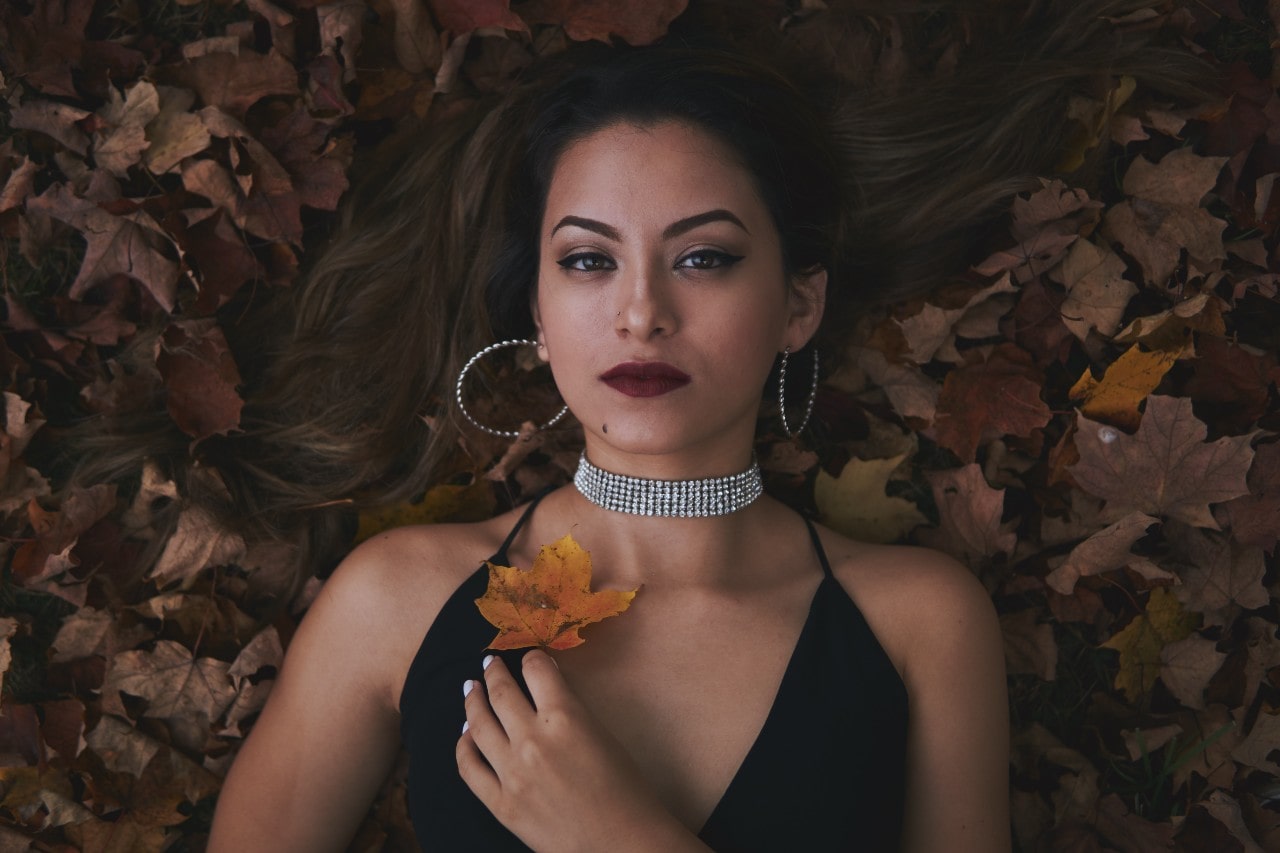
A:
482;654;494;670
461;720;469;735
463;679;475;698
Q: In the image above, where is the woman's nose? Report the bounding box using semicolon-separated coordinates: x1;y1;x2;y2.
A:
614;265;678;340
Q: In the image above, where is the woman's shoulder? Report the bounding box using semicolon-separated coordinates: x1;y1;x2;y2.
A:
304;505;535;711
807;522;1000;686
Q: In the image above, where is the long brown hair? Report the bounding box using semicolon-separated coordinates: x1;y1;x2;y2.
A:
63;0;1215;593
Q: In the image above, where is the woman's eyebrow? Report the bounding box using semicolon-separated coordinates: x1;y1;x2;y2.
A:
549;209;749;241
550;216;622;241
662;209;748;238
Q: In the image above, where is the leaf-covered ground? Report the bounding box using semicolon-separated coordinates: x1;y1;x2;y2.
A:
1;0;1278;850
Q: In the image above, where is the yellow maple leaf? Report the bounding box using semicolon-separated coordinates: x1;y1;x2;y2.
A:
1070;344;1185;431
815;453;927;544
1101;587;1198;702
355;481;495;543
475;534;637;651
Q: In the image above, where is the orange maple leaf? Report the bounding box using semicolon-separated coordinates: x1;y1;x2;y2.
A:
475;534;637;651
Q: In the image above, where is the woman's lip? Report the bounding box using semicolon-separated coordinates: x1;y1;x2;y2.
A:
599;361;691;381
599;362;691;398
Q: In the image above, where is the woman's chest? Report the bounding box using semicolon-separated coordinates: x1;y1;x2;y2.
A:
549;587;819;831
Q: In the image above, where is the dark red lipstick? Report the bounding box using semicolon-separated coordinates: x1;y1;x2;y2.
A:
600;362;691;398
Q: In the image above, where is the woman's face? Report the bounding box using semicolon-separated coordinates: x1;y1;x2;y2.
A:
533;120;825;472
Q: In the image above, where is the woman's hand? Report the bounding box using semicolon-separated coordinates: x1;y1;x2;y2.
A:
456;650;709;853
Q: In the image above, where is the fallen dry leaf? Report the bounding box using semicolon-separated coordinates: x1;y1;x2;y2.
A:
1054;238;1137;341
1101;586;1197;701
815;453;926;544
1103;148;1229;285
25;183;181;311
101;639;237;724
143;86;211;174
92;80;161;177
1068;344;1185;431
917;464;1016;565
1159;634;1227;710
154;319;245;442
476;534;637;650
1069;395;1254;528
930;344;1052;462
1044;511;1162;595
518;0;689;44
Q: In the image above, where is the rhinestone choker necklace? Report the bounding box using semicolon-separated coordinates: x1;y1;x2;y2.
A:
573;452;763;517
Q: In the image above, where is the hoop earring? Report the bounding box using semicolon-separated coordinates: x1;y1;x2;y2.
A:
778;345;819;438
455;339;570;438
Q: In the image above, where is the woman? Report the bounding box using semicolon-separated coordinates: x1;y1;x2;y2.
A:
195;7;1207;848
206;43;1009;851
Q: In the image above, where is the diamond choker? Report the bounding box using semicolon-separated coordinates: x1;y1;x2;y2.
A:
573;452;763;517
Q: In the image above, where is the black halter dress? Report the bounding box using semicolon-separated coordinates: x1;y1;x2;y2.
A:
398;494;909;851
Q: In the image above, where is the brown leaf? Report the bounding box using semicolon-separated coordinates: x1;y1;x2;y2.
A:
50;606;152;663
1165;523;1268;620
1001;608;1058;681
1009;179;1102;242
154;319;244;441
8;98;92;154
428;0;527;34
317;0;368;81
170;49;299;117
1054;238;1137;341
1159;634;1227;710
849;348;942;420
1102;149;1229;285
25;183;180;311
476;534;637;650
92;81;161;177
385;0;443;73
931;344;1052;463
0;156;39;214
0;618;18;702
228;627;283;686
149;504;247;586
38;697;86;762
1241;617;1280;711
1184;335;1280;434
1197;791;1268;853
1216;441;1280;550
917;464;1016;565
101;639;236;723
1045;511;1162;595
143;86;211;174
519;0;688;45
895;275;1018;364
1230;709;1280;774
1069;395;1254;528
1112;292;1226;348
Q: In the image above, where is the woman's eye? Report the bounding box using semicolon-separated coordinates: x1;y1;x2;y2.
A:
677;250;744;270
557;252;615;272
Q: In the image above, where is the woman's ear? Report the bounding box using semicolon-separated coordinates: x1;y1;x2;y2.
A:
530;294;549;362
785;266;827;350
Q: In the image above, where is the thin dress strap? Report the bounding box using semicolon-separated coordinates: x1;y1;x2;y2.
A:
491;490;550;563
801;516;835;579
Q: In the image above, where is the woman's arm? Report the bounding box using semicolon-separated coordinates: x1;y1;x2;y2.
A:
207;535;414;852
896;549;1011;852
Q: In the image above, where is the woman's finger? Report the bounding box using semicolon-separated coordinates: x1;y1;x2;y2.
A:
462;676;510;773
482;654;536;730
521;649;569;714
456;726;501;807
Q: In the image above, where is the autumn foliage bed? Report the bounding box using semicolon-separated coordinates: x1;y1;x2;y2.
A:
1;0;1278;850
